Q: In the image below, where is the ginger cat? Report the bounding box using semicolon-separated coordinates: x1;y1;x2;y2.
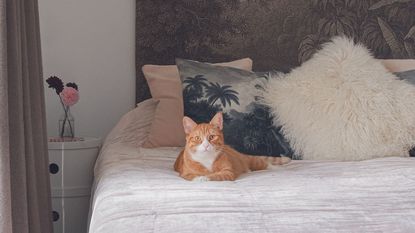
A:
174;112;291;181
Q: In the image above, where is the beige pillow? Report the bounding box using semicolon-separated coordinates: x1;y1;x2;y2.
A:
381;59;415;72
142;58;253;147
103;98;159;148
97;99;159;174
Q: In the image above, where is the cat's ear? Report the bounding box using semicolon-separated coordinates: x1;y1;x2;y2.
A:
183;117;197;134
210;112;223;130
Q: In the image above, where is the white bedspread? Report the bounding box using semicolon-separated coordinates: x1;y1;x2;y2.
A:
89;142;415;233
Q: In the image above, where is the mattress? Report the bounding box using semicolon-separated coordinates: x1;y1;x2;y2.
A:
88;140;415;233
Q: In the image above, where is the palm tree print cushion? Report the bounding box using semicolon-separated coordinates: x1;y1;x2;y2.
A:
395;69;415;86
176;58;293;158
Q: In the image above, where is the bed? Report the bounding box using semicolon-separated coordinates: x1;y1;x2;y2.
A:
88;1;415;232
88;130;415;232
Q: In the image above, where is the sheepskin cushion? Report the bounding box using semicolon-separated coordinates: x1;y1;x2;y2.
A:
263;37;415;161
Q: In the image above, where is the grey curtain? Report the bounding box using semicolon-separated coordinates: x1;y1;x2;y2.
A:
0;0;53;232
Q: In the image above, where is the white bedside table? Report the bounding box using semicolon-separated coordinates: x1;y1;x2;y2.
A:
48;137;101;233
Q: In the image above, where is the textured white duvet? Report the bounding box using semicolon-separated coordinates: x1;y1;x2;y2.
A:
89;141;415;233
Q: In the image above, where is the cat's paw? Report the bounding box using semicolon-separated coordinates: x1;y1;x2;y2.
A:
280;156;291;164
267;163;278;170
192;176;210;182
267;156;291;169
268;156;291;165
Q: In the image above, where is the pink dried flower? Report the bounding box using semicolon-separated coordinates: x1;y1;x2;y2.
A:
60;87;79;106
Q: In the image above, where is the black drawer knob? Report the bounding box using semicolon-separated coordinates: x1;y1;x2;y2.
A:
49;163;59;174
52;211;60;222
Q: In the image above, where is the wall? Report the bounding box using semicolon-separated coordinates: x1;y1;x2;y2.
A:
39;0;136;139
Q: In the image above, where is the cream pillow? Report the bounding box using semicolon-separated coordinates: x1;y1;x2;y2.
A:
381;59;415;73
103;98;159;148
142;58;253;148
264;37;415;161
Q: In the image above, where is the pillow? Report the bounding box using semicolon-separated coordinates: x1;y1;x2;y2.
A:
264;36;415;161
142;58;253;148
381;59;415;73
395;69;415;84
176;58;292;157
381;59;415;85
103;98;159;149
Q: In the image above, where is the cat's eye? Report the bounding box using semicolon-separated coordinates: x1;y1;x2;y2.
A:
208;135;215;141
194;136;200;141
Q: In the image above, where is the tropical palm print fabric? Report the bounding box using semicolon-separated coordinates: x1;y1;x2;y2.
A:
136;0;415;104
176;59;293;158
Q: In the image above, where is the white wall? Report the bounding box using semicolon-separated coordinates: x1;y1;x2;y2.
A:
39;0;136;139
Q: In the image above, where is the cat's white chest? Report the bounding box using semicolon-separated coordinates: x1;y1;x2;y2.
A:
191;151;218;171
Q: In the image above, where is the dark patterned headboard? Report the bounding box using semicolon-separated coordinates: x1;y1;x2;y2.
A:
136;0;415;103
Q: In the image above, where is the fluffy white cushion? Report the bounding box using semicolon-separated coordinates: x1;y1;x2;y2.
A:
264;37;415;161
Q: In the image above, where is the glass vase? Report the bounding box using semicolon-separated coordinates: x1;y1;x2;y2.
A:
58;107;75;138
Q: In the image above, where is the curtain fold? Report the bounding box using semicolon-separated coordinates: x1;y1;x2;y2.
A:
0;0;53;232
0;0;12;232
